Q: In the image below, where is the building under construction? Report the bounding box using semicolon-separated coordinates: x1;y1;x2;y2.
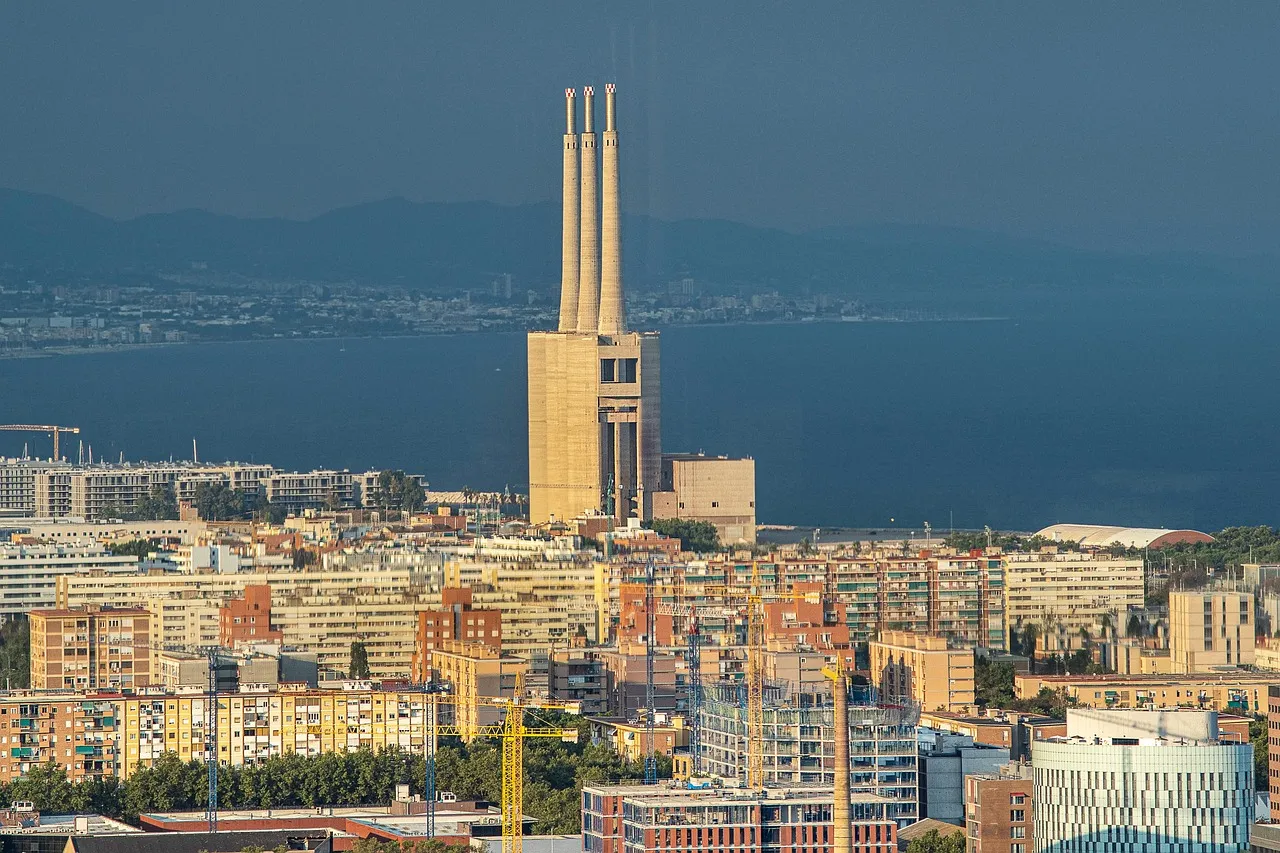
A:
581;782;899;853
696;683;920;827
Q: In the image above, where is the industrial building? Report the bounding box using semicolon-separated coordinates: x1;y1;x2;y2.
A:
527;86;753;539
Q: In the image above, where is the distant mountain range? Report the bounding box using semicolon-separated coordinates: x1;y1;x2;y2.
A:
0;187;1272;296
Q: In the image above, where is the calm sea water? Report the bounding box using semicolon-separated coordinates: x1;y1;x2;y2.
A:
2;288;1278;531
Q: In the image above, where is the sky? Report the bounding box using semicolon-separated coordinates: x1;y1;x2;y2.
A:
1;2;1277;254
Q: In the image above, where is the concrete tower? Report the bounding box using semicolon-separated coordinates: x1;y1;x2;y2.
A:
557;89;581;332
597;83;625;335
575;86;601;333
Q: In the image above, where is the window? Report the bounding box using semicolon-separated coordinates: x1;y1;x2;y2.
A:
1010;794;1025;805
1011;827;1025;838
1010;809;1024;821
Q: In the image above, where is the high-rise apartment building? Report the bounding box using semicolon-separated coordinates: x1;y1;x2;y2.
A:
28;606;152;691
410;586;502;681
1002;551;1143;652
529;86;662;526
868;630;975;712
0;542;138;620
1169;588;1254;672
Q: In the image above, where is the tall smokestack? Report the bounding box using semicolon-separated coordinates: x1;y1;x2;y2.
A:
597;83;625;335
557;88;581;332
832;673;851;853
576;86;600;333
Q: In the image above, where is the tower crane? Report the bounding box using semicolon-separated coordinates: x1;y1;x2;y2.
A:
0;424;80;461
432;672;580;853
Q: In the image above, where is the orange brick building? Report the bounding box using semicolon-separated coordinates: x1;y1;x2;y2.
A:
410;587;502;681
219;584;284;647
29;607;152;691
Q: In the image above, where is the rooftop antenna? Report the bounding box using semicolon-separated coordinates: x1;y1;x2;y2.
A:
78;440;84;465
22;442;27;460
193;438;199;464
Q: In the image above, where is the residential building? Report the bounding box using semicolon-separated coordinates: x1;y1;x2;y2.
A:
916;710;1065;763
698;684;919;826
590;716;686;763
964;762;1033;853
1266;684;1280;822
270;591;423;678
1002;551;1143;653
650;453;757;545
1032;709;1252;850
430;641;527;740
264;470;356;513
549;648;608;715
581;783;898;853
0;543;138;620
28;607;152;691
868;630;975;713
594;647;683;718
0;696;119;782
410;587;502;681
1015;671;1273;714
915;728;1008;825
1168;588;1255;672
0;458;69;516
219;584;283;647
146;596;221;648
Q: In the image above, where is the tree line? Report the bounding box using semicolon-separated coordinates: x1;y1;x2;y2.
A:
2;719;657;832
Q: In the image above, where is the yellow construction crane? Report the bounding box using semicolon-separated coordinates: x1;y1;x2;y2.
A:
746;563;765;790
438;672;579;853
0;424;80;461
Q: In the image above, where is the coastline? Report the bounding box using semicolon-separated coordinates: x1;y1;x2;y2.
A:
0;313;1009;360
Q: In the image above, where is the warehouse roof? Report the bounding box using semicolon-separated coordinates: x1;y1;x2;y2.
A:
1035;524;1214;549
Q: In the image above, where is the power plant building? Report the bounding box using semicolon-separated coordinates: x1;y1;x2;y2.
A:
528;86;753;537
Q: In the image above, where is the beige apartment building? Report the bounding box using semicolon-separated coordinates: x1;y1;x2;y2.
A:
1168;589;1254;671
1002;551;1144;651
431;641;528;740
146;596;222;648
868;630;976;712
271;591;424;678
29;607;152;691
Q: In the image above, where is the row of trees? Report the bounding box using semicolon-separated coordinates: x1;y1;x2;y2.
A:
0;719;655;831
651;518;721;553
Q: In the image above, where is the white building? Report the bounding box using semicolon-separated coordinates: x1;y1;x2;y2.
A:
0;542;139;619
1033;708;1252;852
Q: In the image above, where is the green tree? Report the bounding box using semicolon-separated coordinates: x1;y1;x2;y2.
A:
650;519;721;553
193;482;247;521
1251;715;1268;791
905;828;966;853
134;484;179;520
108;539;157;559
349;641;371;679
1126;612;1144;638
974;657;1015;708
374;471;426;515
0;616;30;689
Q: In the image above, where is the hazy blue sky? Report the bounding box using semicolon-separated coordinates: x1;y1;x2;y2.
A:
1;3;1276;254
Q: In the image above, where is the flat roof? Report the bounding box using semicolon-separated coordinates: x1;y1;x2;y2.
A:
0;814;141;836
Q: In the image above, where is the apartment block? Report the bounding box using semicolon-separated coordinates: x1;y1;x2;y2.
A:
220;584;284;647
0;543;138;620
146;596;221;648
29;607;152;691
410;587;502;681
1016;671;1273;714
1002;551;1143;651
868;630;975;713
0;696;118;782
581;783;898;853
964;763;1033;853
1168;588;1254;672
430;641;527;740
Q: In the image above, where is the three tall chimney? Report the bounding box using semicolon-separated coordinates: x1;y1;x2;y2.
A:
559;84;624;336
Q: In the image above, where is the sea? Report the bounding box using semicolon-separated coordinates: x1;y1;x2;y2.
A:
2;286;1278;532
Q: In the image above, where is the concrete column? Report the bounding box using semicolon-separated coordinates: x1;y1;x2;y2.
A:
557;89;581;332
597;83;625;335
576;86;600;333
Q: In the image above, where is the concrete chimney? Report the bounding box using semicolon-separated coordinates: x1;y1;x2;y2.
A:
575;86;600;333
832;673;852;853
557;88;581;332
597;83;625;335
